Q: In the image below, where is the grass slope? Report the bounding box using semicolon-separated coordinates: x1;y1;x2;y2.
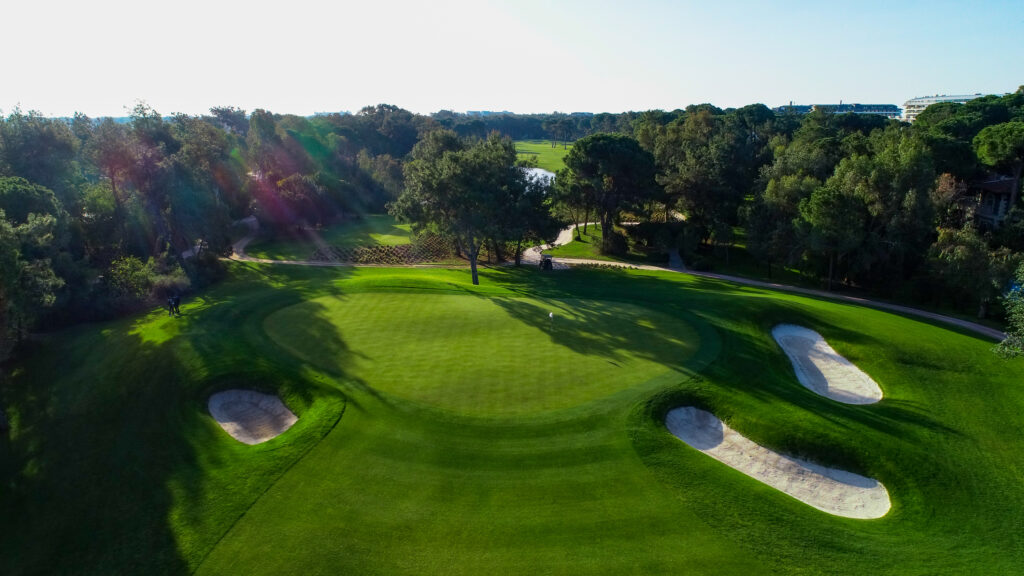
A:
245;214;412;260
544;225;666;264
515;140;572;173
2;263;1024;574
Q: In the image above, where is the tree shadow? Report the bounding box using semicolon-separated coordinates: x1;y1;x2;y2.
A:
0;319;196;574
0;263;373;574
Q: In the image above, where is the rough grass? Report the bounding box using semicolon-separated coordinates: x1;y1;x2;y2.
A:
2;263;1023;575
245;214;413;260
515;139;572;173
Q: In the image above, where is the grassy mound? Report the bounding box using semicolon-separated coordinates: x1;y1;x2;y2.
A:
2;263;1023;574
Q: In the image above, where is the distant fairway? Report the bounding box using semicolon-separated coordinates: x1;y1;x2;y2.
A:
245;214;413;260
3;263;1024;575
515;139;572;172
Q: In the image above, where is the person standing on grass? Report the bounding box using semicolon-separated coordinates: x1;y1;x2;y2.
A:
167;296;175;317
172;293;181;316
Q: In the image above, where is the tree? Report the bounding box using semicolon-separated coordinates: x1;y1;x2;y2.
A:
0;208;64;361
551;168;592;240
497;171;561;265
86;118;133;236
391;131;529;285
929;227;1022;318
974;121;1024;208
996;261;1024;357
0;109;78;207
799;180;867;291
654;109;754;243
564;134;657;253
744;174;818;278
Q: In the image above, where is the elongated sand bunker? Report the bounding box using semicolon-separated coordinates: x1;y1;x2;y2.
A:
208;390;297;445
666;406;890;519
772;324;883;404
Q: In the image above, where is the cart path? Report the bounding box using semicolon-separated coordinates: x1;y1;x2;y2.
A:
227;219;1005;341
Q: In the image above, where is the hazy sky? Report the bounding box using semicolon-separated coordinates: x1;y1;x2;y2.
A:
3;0;1021;117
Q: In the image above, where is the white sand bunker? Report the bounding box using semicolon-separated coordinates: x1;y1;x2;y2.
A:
208;389;297;445
772;324;883;404
666;406;890;519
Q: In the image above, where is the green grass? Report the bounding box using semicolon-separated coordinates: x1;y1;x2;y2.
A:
245;214;413;260
544;225;667;264
3;262;1024;574
515;139;572;173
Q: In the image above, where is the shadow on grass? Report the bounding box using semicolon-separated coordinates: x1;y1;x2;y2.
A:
0;262;370;574
0;320;197;574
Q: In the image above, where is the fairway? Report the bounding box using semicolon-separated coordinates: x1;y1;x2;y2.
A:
3;264;1024;575
515;139;572;172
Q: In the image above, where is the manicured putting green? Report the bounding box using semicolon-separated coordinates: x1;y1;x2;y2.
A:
265;293;700;415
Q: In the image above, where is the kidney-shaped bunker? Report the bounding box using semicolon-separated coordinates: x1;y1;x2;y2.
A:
666;406;890;519
772;324;883;404
208;389;297;445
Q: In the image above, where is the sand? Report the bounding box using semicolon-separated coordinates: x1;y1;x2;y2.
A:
666;406;890;519
208;389;298;445
772;324;883;404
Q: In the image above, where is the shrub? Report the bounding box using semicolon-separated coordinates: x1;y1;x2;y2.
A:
600;230;629;256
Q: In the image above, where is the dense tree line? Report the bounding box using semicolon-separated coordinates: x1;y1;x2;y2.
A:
4;89;1024;362
551;91;1024;323
431;110;643;142
0;103;436;361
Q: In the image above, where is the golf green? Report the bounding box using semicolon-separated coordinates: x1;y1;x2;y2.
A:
2;264;1023;575
264;294;701;415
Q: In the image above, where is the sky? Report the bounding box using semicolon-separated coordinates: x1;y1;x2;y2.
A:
2;0;1022;118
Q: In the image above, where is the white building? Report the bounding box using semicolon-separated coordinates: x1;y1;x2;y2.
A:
902;94;983;123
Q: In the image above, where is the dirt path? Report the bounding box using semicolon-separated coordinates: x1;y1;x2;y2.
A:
227;218;1005;341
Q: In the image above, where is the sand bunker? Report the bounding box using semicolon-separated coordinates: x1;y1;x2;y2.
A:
666;406;890;519
772;324;883;404
208;389;297;445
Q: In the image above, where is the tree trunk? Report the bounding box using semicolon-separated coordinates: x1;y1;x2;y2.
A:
978;298;988;319
600;211;614;253
583;205;591;235
468;244;480;285
493;239;505;263
514;238;523;266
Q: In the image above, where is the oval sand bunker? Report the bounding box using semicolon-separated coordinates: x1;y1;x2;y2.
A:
772;324;883;404
666;406;890;519
208;390;297;445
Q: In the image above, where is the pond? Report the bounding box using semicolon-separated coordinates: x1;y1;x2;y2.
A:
524;167;555;182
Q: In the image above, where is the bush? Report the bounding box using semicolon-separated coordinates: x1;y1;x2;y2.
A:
101;255;191;314
689;256;713;272
600;230;629;256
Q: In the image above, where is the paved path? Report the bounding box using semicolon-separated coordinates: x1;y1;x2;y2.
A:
228;218;1005;341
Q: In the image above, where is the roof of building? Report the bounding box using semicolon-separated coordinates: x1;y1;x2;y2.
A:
904;94;983;105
